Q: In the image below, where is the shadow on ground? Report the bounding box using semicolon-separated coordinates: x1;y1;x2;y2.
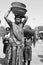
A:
38;55;43;62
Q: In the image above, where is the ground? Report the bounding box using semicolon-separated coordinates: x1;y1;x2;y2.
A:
31;40;43;65
0;38;43;65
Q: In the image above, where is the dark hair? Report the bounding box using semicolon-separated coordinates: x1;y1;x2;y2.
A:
15;15;25;19
6;27;10;31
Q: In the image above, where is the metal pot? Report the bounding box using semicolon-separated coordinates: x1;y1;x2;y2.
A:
11;7;27;16
11;2;26;8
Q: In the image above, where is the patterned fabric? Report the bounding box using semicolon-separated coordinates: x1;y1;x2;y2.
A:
11;42;23;65
25;39;32;48
23;37;32;61
12;23;24;41
23;47;32;61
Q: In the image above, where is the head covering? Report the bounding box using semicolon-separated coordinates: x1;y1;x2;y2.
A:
11;7;27;16
15;15;25;19
11;2;26;8
11;2;27;17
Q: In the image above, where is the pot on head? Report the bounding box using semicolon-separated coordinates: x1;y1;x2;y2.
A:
11;7;27;16
11;2;26;8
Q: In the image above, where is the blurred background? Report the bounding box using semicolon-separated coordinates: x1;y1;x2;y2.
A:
0;0;43;28
0;0;43;65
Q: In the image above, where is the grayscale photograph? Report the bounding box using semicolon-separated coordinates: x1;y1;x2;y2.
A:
0;0;43;65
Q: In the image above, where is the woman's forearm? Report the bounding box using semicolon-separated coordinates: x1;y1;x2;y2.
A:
23;16;28;26
4;8;12;27
4;8;11;18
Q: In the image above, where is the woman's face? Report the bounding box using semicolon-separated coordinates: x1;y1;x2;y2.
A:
15;17;22;23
